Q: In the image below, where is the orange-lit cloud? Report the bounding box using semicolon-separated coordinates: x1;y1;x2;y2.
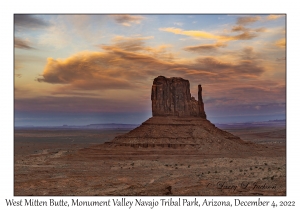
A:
111;15;144;26
38;36;269;97
37;53;136;89
37;37;180;93
275;38;286;48
267;15;284;20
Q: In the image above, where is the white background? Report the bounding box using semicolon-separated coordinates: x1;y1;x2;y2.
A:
1;0;298;209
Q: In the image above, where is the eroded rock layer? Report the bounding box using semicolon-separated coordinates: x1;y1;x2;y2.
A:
109;116;254;152
151;76;206;118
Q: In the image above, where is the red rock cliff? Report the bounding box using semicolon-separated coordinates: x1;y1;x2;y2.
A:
151;76;206;118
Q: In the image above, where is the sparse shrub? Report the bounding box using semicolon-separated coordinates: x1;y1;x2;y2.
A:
230;170;232;173
215;171;217;173
208;171;210;174
264;163;268;166
250;167;252;170
188;165;191;168
240;169;243;172
230;160;233;163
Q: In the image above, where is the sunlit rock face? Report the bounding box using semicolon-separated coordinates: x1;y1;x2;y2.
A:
151;76;206;118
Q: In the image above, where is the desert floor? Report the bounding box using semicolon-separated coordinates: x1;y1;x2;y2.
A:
14;123;286;196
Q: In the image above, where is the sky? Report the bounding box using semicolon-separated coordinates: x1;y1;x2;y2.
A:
14;14;286;126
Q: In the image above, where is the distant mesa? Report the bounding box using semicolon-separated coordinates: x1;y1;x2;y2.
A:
108;76;255;153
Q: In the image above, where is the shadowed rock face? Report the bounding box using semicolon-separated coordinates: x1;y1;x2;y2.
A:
151;76;206;118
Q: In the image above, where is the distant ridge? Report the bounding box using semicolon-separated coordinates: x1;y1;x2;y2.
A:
215;119;286;129
15;123;139;130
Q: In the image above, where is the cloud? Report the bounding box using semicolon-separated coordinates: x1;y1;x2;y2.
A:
112;15;144;26
267;15;284;20
28;35;284;123
160;27;220;40
184;42;227;52
275;38;286;48
232;25;266;33
37;36;179;93
174;22;183;26
14;14;49;30
14;37;34;49
37;53;136;90
231;25;246;32
192;55;264;78
37;35;269;97
236;16;261;25
107;36;154;51
232;31;257;40
160;27;260;41
276;57;286;61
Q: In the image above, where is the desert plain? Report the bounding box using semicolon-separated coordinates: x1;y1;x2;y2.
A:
14;120;285;196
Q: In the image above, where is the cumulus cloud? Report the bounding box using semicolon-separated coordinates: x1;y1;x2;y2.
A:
14;37;34;49
111;15;144;26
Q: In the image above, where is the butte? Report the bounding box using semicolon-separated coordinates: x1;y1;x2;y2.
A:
107;76;262;155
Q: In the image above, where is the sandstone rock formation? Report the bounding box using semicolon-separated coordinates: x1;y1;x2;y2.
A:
151;76;206;118
109;76;253;153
